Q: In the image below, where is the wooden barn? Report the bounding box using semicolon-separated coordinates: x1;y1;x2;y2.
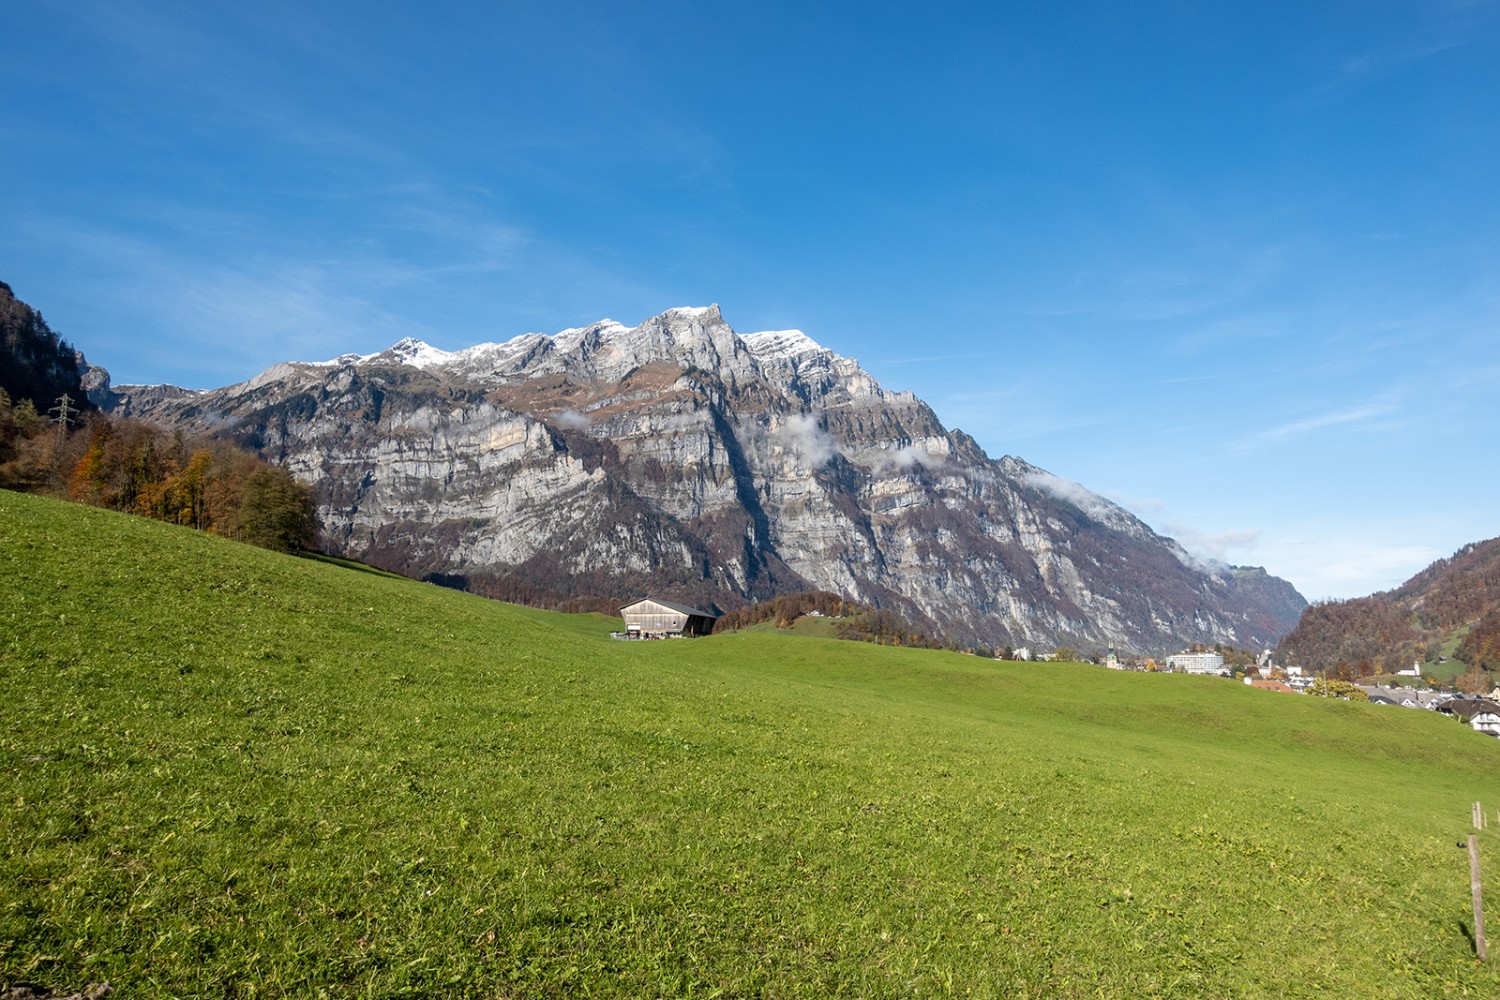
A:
618;598;719;638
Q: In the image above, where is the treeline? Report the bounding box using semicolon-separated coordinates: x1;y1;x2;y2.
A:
714;590;974;652
834;608;953;650
1;389;317;553
713;590;852;631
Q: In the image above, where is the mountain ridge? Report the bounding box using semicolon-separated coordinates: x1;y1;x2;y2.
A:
95;304;1306;653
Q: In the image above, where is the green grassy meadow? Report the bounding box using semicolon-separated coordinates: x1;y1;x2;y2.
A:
5;489;1500;997
1420;630;1474;685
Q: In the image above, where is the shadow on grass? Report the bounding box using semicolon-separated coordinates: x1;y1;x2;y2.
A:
300;551;407;580
1457;919;1481;957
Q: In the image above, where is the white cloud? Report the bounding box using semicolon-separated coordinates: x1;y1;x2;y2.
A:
1162;523;1262;568
1023;469;1115;520
870;444;947;474
14;179;543;387
555;408;590;429
734;413;840;469
1105;490;1166;518
1303;38;1476;106
778;413;838;468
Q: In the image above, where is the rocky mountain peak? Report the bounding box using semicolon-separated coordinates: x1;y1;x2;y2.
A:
100;304;1307;654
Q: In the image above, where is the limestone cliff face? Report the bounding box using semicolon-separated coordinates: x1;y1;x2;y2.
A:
103;305;1305;653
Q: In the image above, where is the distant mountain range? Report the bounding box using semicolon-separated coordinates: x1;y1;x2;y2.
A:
1276;537;1500;678
91;303;1305;653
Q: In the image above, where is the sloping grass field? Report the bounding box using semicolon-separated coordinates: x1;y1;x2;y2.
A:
4;489;1500;997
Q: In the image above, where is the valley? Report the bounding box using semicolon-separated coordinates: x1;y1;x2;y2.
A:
2;490;1498;996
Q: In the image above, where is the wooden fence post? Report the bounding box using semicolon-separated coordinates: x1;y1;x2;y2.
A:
1470;834;1488;962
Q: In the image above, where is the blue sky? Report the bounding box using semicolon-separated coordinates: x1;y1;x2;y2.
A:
3;0;1497;602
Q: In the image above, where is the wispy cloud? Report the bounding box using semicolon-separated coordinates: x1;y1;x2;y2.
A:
1299;26;1488;107
1105;491;1166;518
1163;523;1261;566
1448;362;1500;391
735;413;841;470
778;413;839;468
25;212;497;385
1011;243;1289;328
868;444;947;474
1230;398;1403;453
1023;469;1120;523
1296;0;1494;110
1172;312;1292;355
924;387;1114;445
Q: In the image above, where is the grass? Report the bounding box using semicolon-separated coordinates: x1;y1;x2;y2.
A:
1421;629;1475;685
5;488;1500;997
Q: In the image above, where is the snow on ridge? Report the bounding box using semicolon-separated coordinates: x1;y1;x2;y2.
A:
743;329;824;358
659;304;722;319
389;338;457;370
303;309;838;375
309;337;453;370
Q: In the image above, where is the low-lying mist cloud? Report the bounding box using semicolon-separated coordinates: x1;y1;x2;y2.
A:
773;413;839;468
1022;469;1115;521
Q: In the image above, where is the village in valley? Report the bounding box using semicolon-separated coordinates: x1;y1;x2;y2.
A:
1096;647;1500;737
616;595;1500;740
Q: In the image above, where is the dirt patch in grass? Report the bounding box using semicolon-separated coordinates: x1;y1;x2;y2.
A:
4;984;113;1000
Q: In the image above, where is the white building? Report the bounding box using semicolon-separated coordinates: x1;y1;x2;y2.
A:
1167;651;1226;675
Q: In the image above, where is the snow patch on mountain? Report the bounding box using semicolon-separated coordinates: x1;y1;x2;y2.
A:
743;329;823;359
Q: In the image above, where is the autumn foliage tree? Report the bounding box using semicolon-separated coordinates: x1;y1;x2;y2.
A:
1;392;319;554
713;591;850;632
1275;597;1425;675
1458;612;1500;664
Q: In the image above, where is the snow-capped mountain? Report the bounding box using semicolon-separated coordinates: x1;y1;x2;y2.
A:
96;305;1305;652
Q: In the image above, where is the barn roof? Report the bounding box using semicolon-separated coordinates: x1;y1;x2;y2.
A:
620;597;719;619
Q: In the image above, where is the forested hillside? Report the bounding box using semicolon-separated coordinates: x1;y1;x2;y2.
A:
0;280;91;416
1;390;318;554
0;282;317;554
1276;537;1500;685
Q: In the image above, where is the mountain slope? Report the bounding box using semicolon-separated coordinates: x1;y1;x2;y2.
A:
100;304;1305;653
1276;536;1500;676
0;280;91;414
2;488;1496;997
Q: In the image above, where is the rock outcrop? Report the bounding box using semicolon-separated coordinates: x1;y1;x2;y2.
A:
100;305;1305;653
